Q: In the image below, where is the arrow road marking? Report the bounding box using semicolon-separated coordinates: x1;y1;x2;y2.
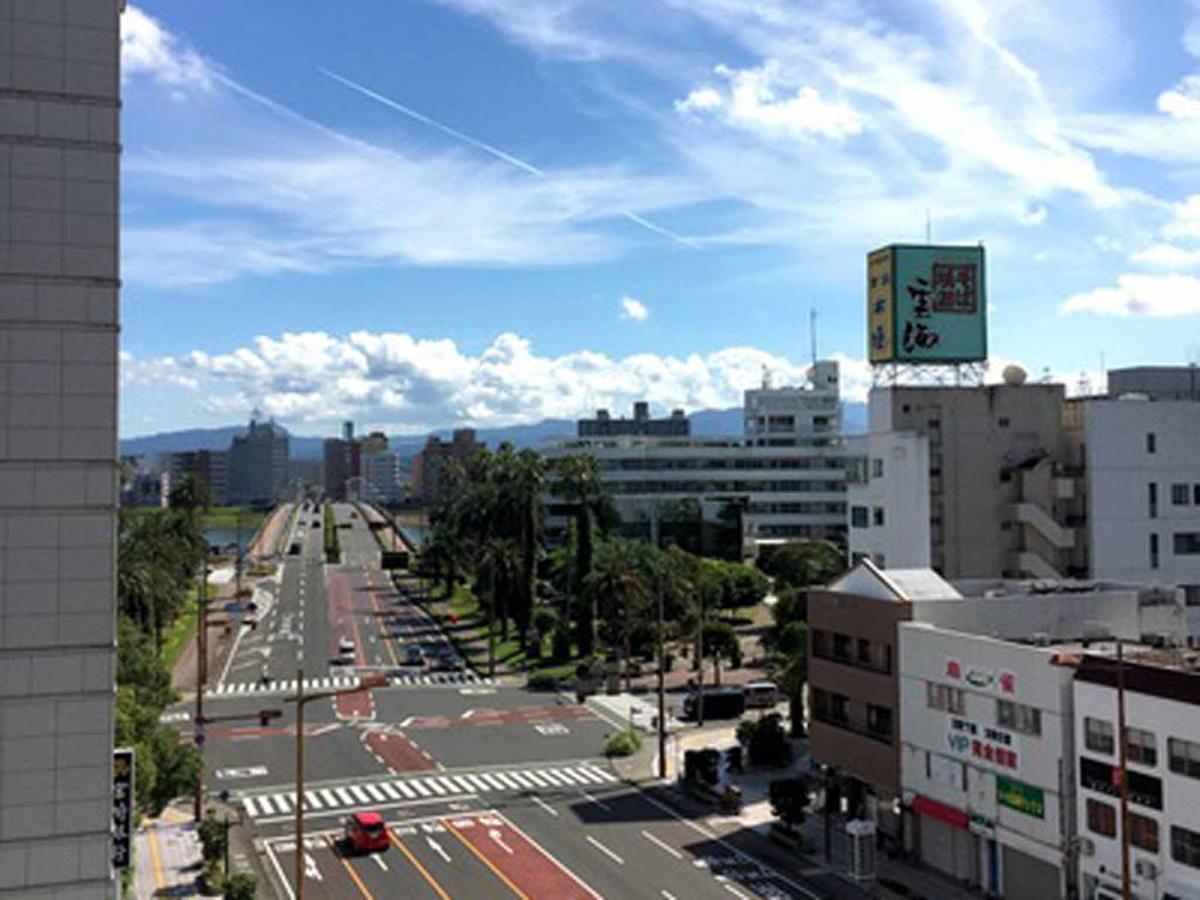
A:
426;835;452;863
373;854;388;871
304;853;322;881
488;829;514;855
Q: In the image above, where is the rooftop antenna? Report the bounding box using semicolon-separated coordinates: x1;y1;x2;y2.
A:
925;208;932;244
761;364;772;390
1100;350;1107;397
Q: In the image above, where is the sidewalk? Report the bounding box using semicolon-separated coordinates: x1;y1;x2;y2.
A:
134;804;203;898
586;691;686;735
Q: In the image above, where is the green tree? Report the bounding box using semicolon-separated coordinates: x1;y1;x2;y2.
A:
551;454;612;655
758;540;845;590
585;538;652;691
701;620;741;685
474;537;520;677
769;776;814;832
225;872;257;900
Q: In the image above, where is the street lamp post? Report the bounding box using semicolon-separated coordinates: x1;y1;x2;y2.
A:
288;669;388;900
194;551;211;823
656;573;668;781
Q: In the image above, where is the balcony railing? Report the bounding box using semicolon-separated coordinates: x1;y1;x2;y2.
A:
812;646;892;676
812;710;893;745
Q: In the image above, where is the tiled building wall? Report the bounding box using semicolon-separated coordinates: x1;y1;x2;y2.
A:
0;1;120;896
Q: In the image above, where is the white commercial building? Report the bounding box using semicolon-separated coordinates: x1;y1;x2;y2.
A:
846;431;931;569
1073;652;1200;900
0;1;121;896
1066;394;1200;640
544;361;847;556
900;623;1077;899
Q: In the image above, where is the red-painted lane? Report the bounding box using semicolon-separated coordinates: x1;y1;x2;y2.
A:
362;728;438;773
443;812;600;900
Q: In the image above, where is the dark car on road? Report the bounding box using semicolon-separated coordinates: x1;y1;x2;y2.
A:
683;686;746;721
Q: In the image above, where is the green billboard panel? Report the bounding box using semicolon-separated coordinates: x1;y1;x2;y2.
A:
868;244;987;363
996;775;1044;819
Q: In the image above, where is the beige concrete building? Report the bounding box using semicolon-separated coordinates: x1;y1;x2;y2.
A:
0;0;122;896
849;381;1083;579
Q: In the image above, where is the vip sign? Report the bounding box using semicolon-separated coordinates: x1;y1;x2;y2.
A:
946;717;1020;773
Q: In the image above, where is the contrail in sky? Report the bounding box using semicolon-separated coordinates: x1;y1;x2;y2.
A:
319;67;698;248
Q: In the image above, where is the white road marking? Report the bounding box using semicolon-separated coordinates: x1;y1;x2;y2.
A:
531;795;559;817
586;835;625;865
642;830;682;860
372;854;388;871
488;829;515;855
580;790;611;811
723;885;750;900
426;835;452;863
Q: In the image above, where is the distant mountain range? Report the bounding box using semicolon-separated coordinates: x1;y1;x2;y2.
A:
120;402;868;461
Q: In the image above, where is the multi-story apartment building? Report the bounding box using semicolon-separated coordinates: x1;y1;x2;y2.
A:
1073;652;1200;900
1065;381;1200;641
0;0;122;895
411;428;483;509
228;415;289;506
166;449;228;506
847;376;1082;579
543;361;847;557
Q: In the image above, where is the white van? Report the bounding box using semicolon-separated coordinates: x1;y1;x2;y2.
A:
742;681;780;709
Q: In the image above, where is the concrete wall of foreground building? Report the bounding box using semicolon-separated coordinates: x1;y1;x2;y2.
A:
0;0;121;896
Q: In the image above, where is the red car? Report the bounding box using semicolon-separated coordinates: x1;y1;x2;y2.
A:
343;811;389;854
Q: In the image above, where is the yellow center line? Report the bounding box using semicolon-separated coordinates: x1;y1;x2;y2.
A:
325;834;376;900
146;825;167;890
442;818;530;900
369;573;400;669
389;829;452;900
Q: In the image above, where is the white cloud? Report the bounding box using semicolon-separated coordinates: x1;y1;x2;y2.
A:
1060;273;1200;317
128;330;830;432
121;5;215;95
620;296;649;321
676;62;863;141
1158;74;1200;120
1132;243;1200;269
1164;195;1200;242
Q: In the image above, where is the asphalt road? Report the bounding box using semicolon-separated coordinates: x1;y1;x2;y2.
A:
167;502;853;899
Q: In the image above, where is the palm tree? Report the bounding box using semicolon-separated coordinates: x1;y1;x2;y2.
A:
475;537;520;678
552;454;609;655
585;539;652;692
509;449;546;652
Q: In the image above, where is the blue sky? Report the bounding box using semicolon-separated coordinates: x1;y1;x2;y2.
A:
120;0;1200;437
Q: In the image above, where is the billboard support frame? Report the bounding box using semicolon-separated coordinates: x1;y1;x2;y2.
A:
870;361;988;389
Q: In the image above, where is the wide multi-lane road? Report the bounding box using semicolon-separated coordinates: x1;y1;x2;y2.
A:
168;502;857;899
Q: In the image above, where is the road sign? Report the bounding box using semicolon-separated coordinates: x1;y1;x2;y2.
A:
224;601;242;615
112;748;135;870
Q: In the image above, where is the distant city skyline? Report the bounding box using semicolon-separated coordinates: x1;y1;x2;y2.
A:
121;2;1200;437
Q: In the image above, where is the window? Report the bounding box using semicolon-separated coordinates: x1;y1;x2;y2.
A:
1131;813;1160;853
997;700;1042;736
832;633;851;661
1126;727;1158;767
873;507;885;526
851;505;869;528
1185;586;1200;608
927;682;965;715
872;458;883;478
1085;717;1115;754
1151;533;1160;570
1169;737;1200;779
1172;826;1200;870
1176;533;1200;555
1173;483;1191;506
830;693;848;724
1195;484;1200;505
1087;799;1117;838
928;418;940;429
1147;432;1157;453
857;638;871;665
1149;482;1158;519
867;705;893;740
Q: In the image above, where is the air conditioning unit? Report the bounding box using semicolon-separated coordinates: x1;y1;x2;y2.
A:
1135;859;1159;879
1079;837;1095;857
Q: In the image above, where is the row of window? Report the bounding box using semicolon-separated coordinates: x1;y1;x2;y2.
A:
1148;482;1200;517
812;630;893;673
598;457;845;471
1147;532;1200;567
811;688;894;742
1086;799;1200;871
1084;717;1200;778
748;502;845;515
850;505;885;528
925;683;1043;736
606;480;847;495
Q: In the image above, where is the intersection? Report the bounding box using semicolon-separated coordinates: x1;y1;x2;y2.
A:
167;502;850;899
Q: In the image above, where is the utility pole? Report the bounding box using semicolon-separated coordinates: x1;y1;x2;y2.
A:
696;586;705;729
294;668;306;900
1116;642;1131;900
194;552;209;823
657;572;667;781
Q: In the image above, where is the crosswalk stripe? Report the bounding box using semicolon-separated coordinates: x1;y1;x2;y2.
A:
334;787;355;805
537;770;566;786
408;780;432;798
242;796;263;817
522;771;550;787
480;773;508;790
319;789;338;807
572;767;607;785
583;766;619;783
305;791;323;810
492;772;521;790
422;778;448;795
349;785;372;804
553;768;587;785
378;782;401;800
506;771;535;789
447;776;476;793
392;781;417;799
462;774;490;792
363;784;387;802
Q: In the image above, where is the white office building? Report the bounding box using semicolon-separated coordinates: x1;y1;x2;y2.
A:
1073;652;1200;900
846;431;931;570
900;623;1077;899
543;361;847;556
0;1;121;895
1065;393;1200;639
